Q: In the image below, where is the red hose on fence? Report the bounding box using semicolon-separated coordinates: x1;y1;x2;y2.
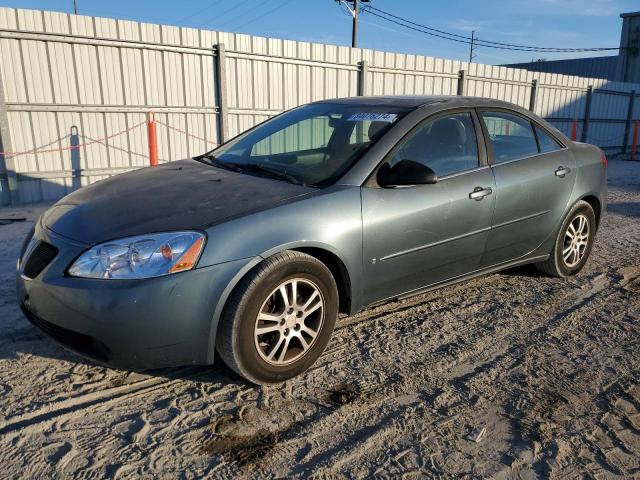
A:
0;121;146;157
155;119;217;147
0;114;215;162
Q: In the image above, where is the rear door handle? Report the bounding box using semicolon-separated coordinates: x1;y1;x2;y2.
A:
555;166;571;177
469;186;493;201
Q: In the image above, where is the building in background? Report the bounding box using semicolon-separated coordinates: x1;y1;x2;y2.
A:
506;11;640;83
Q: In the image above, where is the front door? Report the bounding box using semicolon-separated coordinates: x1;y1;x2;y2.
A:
478;111;577;267
361;111;496;305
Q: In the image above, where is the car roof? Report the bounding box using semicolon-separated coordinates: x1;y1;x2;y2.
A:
312;95;521;110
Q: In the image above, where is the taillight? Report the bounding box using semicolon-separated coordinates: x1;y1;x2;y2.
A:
600;149;607;168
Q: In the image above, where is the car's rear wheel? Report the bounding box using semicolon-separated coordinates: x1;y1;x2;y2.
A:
535;200;596;277
216;251;338;384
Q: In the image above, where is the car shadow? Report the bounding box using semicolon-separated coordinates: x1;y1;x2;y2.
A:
1;313;251;387
607;201;640;218
498;263;545;278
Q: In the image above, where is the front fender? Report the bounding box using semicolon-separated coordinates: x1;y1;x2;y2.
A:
200;186;364;361
205;255;264;364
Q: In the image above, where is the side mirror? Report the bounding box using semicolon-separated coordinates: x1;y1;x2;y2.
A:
377;160;438;187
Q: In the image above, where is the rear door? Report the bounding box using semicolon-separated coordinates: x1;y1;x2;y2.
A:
361;110;496;304
479;110;577;267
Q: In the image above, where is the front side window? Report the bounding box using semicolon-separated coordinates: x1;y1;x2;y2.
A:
481;112;538;163
385;112;479;178
205;104;410;186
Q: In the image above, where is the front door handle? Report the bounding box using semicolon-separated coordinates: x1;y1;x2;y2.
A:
469;186;493;201
555;166;571;177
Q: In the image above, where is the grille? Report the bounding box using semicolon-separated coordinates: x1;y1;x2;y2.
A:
21;305;111;362
22;241;58;279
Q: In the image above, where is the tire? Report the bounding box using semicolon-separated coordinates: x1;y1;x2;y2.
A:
216;251;338;385
535;200;596;277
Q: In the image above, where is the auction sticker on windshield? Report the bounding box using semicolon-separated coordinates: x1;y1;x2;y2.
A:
346;113;398;123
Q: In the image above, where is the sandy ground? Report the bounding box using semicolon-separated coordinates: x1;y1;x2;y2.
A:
0;159;639;479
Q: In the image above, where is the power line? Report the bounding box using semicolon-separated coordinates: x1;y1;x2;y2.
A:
365;5;622;53
199;0;259;29
226;0;295;31
174;0;223;25
216;0;272;29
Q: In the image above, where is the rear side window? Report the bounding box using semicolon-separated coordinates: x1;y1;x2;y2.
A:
535;125;563;153
387;112;479;178
481;112;538;163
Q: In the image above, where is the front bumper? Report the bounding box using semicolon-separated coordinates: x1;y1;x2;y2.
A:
16;224;256;370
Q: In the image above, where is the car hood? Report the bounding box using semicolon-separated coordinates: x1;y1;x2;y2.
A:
42;159;316;244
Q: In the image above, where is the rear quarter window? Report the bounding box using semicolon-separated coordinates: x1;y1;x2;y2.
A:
535;125;563;153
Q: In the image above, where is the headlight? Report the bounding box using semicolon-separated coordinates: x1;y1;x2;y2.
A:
68;231;205;279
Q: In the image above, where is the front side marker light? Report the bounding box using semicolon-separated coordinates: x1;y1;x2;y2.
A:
169;236;205;273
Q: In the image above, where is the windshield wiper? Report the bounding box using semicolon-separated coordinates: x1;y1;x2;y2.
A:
196;155;302;185
196;154;242;172
237;163;303;185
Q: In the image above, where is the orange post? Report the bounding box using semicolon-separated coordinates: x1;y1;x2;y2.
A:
147;112;158;166
631;121;639;161
571;118;577;141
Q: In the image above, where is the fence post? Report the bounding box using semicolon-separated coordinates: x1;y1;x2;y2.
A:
622;90;636;154
457;69;466;96
632;121;639;161
357;60;368;96
214;43;229;144
0;61;19;205
571;119;577;141
580;85;593;143
70;126;81;191
529;79;538;112
147;112;158;167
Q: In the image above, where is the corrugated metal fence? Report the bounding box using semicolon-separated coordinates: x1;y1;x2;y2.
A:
1;7;639;205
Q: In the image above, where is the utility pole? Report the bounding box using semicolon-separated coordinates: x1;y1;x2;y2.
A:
73;0;78;14
351;0;358;48
469;30;477;63
336;0;369;48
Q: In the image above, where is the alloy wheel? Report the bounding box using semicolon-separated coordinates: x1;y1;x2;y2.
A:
254;278;325;366
562;213;590;268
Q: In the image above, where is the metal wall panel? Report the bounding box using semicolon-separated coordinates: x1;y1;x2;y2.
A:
1;6;640;205
506;55;620;81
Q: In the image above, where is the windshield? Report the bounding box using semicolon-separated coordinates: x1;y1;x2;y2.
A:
200;103;410;186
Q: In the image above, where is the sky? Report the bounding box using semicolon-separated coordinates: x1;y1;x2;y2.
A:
0;0;637;65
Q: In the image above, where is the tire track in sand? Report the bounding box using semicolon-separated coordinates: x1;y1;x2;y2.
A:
0;367;205;438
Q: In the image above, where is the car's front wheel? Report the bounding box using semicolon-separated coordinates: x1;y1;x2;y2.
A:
535;200;597;277
216;251;338;384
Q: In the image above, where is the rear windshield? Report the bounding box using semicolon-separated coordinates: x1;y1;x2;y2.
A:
202;103;411;186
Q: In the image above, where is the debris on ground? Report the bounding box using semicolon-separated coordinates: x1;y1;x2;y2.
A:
466;425;487;443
